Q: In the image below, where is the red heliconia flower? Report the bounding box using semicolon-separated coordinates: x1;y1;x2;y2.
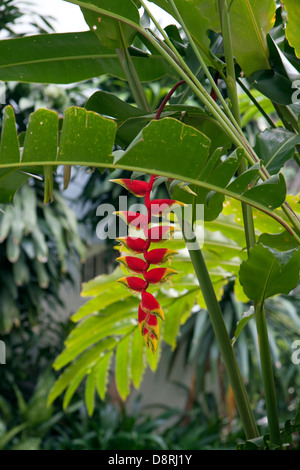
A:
118;276;147;293
143;267;177;285
117;256;148;274
110;179;149;197
149;199;185;217
144;248;178;265
114;211;148;230
138;304;159;354
113;174;182;353
117;236;150;254
145;225;176;243
141;291;164;321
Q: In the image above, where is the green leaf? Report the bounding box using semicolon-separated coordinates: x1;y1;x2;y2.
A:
254;128;300;175
169;0;275;75
48;342;111;406
80;0;140;49
131;328;146;389
95;351;113;400
118;117;211;181
232;309;255;346
239;243;300;303
0;32;170;84
164;291;197;349
115;334;132;400
85;367;97;416
283;0;300;59
65;0;140;26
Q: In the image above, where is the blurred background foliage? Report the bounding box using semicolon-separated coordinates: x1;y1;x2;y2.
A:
0;0;299;451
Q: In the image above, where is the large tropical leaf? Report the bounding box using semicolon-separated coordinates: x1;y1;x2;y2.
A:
150;0;276;76
0;106;289;239
283;0;300;59
0;31;171;84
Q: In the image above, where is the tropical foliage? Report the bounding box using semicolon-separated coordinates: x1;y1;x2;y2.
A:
0;0;300;450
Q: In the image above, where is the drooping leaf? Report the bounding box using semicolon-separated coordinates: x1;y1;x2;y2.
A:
239;243;300;303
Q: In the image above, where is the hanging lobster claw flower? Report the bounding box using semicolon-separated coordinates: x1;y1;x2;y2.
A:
118;276;147;293
138;305;159;353
144;225;177;243
144;267;177;285
117;236;150;253
149;199;186;217
144;248;178;265
117;256;148;274
114;211;148;230
110;179;150;197
141;291;164;321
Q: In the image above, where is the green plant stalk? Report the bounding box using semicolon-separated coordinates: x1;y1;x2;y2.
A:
219;0;281;445
218;0;256;253
185;231;258;440
255;302;281;447
236;78;276;129
116;23;150;112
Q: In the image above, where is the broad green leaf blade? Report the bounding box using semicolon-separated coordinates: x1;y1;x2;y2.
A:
228;0;276;76
168;0;275;75
283;0;300;59
243;173;286;210
115;334;132;400
0;106;20;165
65;0;140;26
118;117;211;181
0;169;30;204
58;107;116;164
254;128;300;175
0;32;170;84
80;0;140;49
22;109;58;163
239;243;300;303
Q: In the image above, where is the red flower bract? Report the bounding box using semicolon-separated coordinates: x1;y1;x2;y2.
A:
113;176;180;353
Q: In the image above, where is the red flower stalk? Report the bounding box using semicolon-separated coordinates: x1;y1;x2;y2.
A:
112;174;181;353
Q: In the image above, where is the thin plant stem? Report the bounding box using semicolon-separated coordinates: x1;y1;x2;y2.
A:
116;23;150;112
218;0;256;253
237;78;276;129
186;232;259;440
255;302;282;447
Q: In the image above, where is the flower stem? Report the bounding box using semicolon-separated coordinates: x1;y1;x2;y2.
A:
186;232;259;440
255;302;282;447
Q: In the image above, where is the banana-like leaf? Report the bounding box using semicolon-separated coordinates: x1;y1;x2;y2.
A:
0;106;290;239
151;0;276;76
0;31;171;84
